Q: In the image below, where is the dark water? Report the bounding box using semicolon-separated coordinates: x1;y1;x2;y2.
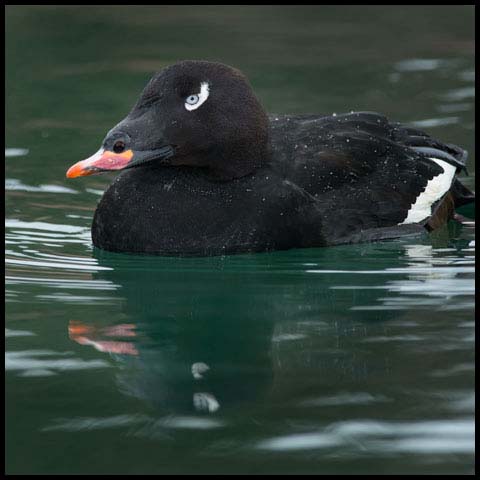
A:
5;6;475;475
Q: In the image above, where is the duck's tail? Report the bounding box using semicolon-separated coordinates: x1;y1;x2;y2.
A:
394;124;475;210
449;177;475;209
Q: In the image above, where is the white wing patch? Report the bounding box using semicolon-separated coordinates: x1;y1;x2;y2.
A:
399;158;456;225
185;82;210;111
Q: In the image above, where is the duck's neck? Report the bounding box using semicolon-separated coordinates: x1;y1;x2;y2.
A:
205;135;271;181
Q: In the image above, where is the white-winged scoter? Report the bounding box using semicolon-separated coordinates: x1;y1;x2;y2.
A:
66;60;474;256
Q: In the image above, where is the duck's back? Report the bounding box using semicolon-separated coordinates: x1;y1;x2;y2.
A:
268;111;472;245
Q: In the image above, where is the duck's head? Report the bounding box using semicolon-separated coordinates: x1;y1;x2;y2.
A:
67;60;269;181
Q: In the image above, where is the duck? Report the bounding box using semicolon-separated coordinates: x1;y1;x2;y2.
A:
66;60;474;256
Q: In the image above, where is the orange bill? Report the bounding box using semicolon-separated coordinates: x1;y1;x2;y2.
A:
66;148;134;178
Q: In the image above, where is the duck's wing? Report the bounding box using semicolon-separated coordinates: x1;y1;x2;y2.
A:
269;112;473;245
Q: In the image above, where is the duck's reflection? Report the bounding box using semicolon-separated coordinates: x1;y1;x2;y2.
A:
72;250;282;415
69;231;470;417
69;321;138;356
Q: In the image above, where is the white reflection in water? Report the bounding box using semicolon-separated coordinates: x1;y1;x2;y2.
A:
329;243;475;311
6;219;87;234
437;103;471;113
362;335;423;342
36;293;117;304
6;275;118;290
6;178;78;194
300;392;391;407
394;58;450;72
5;217;93;266
43;414;150;432
258;432;339;451
191;362;210;380
152;416;225;430
5;148;29;157
5;349;110;377
272;333;307;342
193;392;220;413
6;272;119;306
43;415;225;433
257;419;474;454
441;87;475;101
85;188;105;196
5;328;36;337
5;210;112;284
410;117;459;128
5;258;111;272
431;363;475;377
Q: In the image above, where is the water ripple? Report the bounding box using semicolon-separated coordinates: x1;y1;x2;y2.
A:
42;414;225;433
257;419;474;454
5;148;29;157
6;178;78;194
410;117;460;128
5;349;111;376
394;58;450;72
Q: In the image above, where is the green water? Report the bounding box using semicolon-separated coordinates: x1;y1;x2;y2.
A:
5;5;475;475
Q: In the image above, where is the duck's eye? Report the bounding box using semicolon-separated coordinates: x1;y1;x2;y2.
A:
113;140;125;154
186;94;199;105
184;82;210;111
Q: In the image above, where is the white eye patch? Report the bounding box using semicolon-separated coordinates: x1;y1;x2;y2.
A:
184;82;210;111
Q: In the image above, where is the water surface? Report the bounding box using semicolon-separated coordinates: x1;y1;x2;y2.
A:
5;5;475;475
